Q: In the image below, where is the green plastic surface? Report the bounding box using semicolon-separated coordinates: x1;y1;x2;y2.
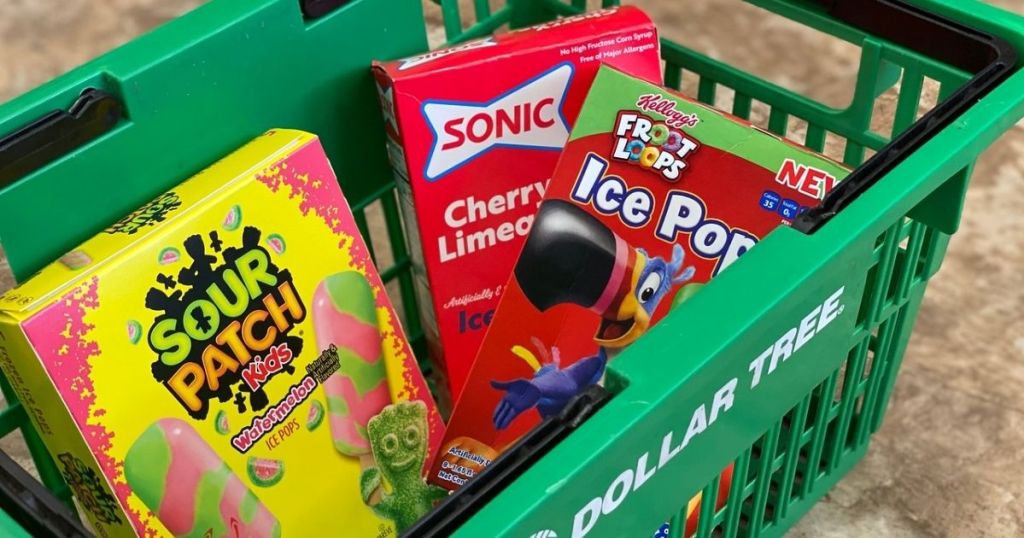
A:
0;0;1023;536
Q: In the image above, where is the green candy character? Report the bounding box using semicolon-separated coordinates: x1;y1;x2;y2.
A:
360;400;448;532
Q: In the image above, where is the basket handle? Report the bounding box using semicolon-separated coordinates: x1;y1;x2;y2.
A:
300;0;352;18
0;89;124;192
404;385;612;537
0;449;90;538
793;0;1017;233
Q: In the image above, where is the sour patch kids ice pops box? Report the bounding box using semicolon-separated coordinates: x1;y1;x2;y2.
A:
431;66;849;493
0;130;445;537
373;6;662;403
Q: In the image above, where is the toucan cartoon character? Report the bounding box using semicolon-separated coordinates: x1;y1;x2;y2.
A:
491;200;696;430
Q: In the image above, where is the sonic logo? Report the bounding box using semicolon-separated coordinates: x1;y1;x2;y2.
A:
422;63;574;180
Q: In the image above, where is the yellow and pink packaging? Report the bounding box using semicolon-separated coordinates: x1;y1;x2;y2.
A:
0;130;445;537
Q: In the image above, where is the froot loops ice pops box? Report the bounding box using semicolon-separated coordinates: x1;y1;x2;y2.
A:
0;130;445;537
431;66;850;497
372;6;662;405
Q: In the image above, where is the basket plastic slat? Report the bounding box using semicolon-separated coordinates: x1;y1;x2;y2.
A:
801;371;838;496
717;449;748;538
768;109;789;136
860;341;894;440
732;92;753;120
440;0;463;40
804;123;827;152
664;64;683;91
868;224;901;326
868;303;917;435
896;222;927;301
351;208;377;263
748;421;781;537
378;259;409;281
695;472;720;538
448;5;512;44
899;216;915;239
855;316;899;445
776;394;811;522
844;141;867;166
379;192;424;339
697;78;717;105
0;405;27;438
667;512;684;538
938;78;960;102
828;338;869;469
0;376;72;508
474;0;492;19
894;66;926;133
378;192;407;267
924;226;951;279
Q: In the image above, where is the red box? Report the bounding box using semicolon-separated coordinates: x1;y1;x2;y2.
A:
430;66;850;492
373;7;662;404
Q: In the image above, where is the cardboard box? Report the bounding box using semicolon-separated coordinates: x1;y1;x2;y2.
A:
0;130;445;537
430;66;850;492
373;6;662;403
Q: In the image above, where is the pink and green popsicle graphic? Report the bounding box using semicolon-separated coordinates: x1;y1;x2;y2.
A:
125;418;281;538
312;272;392;458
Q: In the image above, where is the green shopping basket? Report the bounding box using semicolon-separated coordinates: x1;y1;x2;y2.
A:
0;0;1021;536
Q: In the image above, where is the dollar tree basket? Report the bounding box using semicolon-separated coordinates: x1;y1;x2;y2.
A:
0;0;1021;537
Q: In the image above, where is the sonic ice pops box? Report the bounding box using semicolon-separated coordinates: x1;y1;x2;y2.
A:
0;130;446;537
431;66;849;499
373;6;662;403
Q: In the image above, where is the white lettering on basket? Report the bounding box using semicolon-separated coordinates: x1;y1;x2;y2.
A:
550;286;847;538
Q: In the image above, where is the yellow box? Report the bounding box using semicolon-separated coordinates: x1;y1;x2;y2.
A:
0;130;445;537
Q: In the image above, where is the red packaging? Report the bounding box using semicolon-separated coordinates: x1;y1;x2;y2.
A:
373;7;662;405
430;66;850;491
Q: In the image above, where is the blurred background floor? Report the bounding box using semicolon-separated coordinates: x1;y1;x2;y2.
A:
1;1;1022;536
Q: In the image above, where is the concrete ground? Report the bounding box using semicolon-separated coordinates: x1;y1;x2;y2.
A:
1;1;1022;536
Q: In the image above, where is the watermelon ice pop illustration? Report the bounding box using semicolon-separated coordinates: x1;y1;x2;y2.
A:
247;457;285;488
266;234;286;255
125;418;281;537
312;271;391;458
222;204;243;231
157;247;180;265
214;410;230;435
306;400;325;431
126;320;142;345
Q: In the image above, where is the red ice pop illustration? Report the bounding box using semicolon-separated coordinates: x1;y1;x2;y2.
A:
125;418;281;538
312;271;392;458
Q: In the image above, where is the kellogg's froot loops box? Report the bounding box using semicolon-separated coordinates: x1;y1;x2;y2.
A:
373;6;662;404
0;130;445;537
432;66;850;503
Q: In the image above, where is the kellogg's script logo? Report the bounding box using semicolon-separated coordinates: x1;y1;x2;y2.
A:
106;192;183;234
146;227;306;420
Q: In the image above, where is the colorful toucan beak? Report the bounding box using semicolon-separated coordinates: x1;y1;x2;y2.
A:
593;251;650;348
515;200;622;312
515;200;649;348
